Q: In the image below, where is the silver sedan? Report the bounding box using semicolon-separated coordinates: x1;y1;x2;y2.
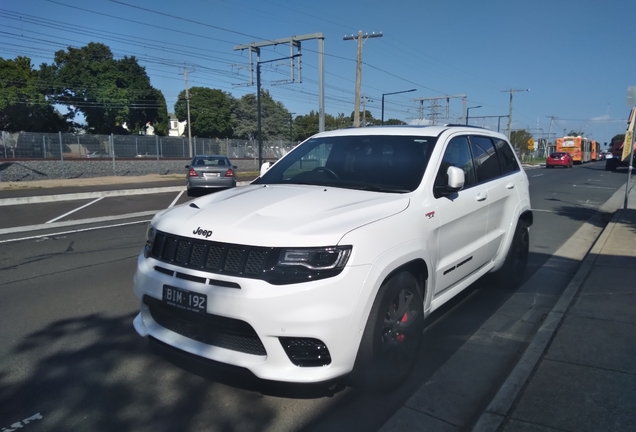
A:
186;155;237;196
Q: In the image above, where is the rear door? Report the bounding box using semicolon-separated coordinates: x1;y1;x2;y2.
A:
468;135;522;260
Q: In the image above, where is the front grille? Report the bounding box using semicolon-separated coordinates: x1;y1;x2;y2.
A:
279;337;332;367
150;231;275;279
144;295;266;356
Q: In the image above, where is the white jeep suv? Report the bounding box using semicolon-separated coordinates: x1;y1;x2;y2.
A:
133;125;532;391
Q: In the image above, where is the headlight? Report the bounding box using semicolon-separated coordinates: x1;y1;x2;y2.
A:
146;224;157;243
143;224;156;258
277;247;351;270
263;246;352;284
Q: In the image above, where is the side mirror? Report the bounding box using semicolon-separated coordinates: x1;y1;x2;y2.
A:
446;166;465;191
185;165;190;169
260;161;273;177
435;166;465;197
233;165;238;170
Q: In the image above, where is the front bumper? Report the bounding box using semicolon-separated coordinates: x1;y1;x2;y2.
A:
133;253;372;383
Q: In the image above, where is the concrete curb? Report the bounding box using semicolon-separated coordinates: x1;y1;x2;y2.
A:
470;209;623;432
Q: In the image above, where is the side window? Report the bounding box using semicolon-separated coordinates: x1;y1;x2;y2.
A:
469;135;501;183
494;138;520;174
435;136;476;192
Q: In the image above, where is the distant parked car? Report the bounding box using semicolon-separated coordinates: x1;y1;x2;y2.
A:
186;155;237;196
600;151;611;161
546;152;573;168
85;151;109;158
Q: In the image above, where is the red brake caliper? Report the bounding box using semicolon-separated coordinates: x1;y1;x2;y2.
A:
396;312;408;342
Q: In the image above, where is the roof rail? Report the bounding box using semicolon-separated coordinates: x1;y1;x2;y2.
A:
443;124;486;129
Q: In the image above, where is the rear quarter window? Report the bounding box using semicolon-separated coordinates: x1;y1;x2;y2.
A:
493;138;520;175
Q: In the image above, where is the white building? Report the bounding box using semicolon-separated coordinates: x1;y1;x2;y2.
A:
168;113;187;137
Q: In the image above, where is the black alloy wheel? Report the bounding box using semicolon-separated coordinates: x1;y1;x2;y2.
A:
350;271;424;392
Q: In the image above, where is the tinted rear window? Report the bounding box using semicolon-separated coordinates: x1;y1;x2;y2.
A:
193;157;227;166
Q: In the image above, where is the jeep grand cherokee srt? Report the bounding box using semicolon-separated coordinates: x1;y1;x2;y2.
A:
133;125;532;391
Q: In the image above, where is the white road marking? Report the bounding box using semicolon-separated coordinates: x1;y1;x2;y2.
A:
0;186;185;206
0;221;150;244
2;413;43;431
0;210;157;236
531;174;544;177
45;197;105;224
531;209;553;213
169;190;185;208
572;184;616;190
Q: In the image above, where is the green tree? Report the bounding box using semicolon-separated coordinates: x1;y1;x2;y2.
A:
384;118;407;125
41;42;168;135
0;56;69;132
293;111;360;141
293;110;320;141
174;87;233;138
231;90;290;140
350;110;376;127
510;129;533;153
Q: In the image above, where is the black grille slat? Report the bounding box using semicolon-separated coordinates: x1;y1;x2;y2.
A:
175;241;190;264
144;295;266;356
149;231;273;279
245;250;267;275
152;234;166;257
205;246;223;270
162;238;178;261
190;243;207;268
224;248;243;273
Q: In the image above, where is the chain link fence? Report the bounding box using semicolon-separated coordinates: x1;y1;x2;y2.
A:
0;131;298;182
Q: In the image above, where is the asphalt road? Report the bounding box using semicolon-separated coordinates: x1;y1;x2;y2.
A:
0;161;629;432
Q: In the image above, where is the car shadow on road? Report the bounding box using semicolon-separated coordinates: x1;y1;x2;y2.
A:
0;312;278;432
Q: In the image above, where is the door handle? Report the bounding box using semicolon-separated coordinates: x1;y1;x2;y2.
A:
476;192;488;202
506;182;515;189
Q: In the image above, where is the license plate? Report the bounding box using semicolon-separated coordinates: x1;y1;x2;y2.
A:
204;173;220;178
162;285;207;313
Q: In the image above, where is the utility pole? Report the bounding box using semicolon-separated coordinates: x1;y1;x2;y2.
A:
546;116;558;157
502;88;530;140
344;31;382;127
180;64;195;157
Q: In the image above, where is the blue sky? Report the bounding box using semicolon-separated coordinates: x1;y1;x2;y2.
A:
1;0;634;145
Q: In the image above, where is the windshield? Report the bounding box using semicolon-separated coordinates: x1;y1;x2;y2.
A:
256;135;437;193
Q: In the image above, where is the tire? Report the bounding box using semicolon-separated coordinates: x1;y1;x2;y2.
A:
490;220;529;289
350;271;424;392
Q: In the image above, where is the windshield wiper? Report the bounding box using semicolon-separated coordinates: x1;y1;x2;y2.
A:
337;184;410;193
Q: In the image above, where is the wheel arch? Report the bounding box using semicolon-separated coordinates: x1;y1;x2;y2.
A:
383;258;429;301
519;209;533;227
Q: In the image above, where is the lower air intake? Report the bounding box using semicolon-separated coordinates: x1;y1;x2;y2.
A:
279;337;332;367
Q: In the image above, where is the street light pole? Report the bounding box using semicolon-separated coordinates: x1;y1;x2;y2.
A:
466;105;482;125
381;89;416;125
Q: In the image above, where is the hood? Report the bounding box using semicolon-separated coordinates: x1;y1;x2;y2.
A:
153;184;410;246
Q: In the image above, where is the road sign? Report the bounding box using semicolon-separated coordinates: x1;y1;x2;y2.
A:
527;138;535;150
